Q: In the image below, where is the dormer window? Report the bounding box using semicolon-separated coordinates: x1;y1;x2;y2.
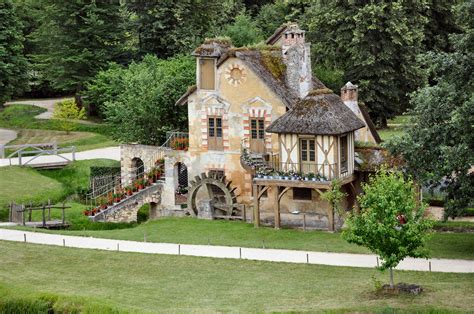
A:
199;58;215;90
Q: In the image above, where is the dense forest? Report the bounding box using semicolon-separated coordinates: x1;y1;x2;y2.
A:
0;0;472;215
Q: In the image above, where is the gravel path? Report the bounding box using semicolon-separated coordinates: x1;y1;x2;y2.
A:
0;128;17;145
0;146;120;167
0;228;472;273
5;97;72;119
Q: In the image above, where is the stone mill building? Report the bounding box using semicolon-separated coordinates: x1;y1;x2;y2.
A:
117;23;381;230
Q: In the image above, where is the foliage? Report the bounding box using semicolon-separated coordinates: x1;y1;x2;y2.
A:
127;0;242;58
303;1;428;126
386;1;473;219
52;99;86;134
29;0;131;99
0;0;28;107
255;1;289;38
322;180;347;218
223;12;264;47
83;63;126;118
103;55;195;145
343;169;433;285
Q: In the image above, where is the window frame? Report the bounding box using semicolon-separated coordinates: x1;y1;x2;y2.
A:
208;115;223;151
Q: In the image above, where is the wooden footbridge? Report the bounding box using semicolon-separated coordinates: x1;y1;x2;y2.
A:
9;201;71;229
0;142;76;169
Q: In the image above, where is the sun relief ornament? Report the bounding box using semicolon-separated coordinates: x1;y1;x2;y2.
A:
225;63;247;86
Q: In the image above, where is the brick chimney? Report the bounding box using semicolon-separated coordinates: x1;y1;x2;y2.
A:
281;23;312;99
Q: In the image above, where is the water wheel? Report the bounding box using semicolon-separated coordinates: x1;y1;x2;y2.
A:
187;172;240;218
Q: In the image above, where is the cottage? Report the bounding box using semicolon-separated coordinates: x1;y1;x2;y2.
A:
119;23;381;230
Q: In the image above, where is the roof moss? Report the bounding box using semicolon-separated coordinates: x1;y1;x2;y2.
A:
260;50;286;81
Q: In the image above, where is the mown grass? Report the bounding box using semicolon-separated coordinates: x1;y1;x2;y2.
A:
38;159;119;196
6;128;117;152
0;166;67;220
14;216;474;260
0;160;119;222
0;241;473;313
0;104;111;135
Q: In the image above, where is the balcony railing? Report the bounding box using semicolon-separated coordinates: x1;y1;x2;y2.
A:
161;132;189;150
261;161;338;181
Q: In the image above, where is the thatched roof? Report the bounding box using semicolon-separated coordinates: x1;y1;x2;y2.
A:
192;38;232;57
265;24;288;45
234;50;299;108
266;89;365;135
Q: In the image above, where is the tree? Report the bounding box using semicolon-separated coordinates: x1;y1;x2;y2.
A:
303;1;428;126
83;63;126;118
103;55;195;145
343;168;433;288
0;0;28;107
127;0;242;58
53;99;86;134
322;179;347;231
30;0;131;104
386;1;473;219
223;12;264;47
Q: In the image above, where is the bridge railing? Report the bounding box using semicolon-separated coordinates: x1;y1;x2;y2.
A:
0;142;76;166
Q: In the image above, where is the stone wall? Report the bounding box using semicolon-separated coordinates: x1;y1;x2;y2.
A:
92;183;163;223
120;144;166;186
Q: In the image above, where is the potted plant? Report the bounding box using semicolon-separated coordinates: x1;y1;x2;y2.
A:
98;197;108;209
107;192;114;205
125;186;133;196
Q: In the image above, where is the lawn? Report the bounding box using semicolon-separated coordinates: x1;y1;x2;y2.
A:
0;241;472;313
0;159;119;221
0;167;66;220
6;128;117;152
14;216;474;260
0;104;111;135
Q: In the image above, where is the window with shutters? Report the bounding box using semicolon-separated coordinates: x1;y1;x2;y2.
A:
199;58;215;90
208;116;223;151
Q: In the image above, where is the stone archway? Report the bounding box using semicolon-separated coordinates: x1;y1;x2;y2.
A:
174;162;188;204
131;157;145;181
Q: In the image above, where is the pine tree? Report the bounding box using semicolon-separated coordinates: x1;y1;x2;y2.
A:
30;0;131;106
0;0;28;107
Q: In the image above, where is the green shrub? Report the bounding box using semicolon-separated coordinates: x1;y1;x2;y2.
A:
137;203;150;223
0;297;51;313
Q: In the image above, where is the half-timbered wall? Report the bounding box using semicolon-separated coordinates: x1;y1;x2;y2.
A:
278;134;338;179
337;132;354;178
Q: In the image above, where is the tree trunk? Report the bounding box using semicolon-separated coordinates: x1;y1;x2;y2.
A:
389;267;394;288
74;94;83;109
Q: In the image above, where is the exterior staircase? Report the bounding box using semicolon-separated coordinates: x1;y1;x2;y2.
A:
91;182;163;223
240;151;273;173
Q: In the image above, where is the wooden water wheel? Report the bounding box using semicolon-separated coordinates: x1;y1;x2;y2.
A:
186;172;241;218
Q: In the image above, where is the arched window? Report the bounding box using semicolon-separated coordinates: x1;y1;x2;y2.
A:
131;157;144;181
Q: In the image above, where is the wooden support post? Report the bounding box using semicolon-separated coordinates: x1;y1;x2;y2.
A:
61;203;65;225
22;205;25;226
253;184;260;228
0;144;4;159
28;202;32;222
48;199;51;221
328;203;335;232
273;187;280;229
303;213;306;231
42;204;46;228
72;146;76;161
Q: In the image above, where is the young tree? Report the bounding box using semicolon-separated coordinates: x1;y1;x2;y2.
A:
103;55;195;145
343;169;433;288
30;0;130;104
223;12;263;47
303;1;428;126
53;99;86;134
386;1;473;219
0;0;28;107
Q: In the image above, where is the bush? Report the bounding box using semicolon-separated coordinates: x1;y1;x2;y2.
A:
137;203;150;223
53;99;86;134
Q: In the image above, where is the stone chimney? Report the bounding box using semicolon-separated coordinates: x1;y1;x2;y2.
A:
281;23;312;99
341;82;360;114
341;82;378;143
